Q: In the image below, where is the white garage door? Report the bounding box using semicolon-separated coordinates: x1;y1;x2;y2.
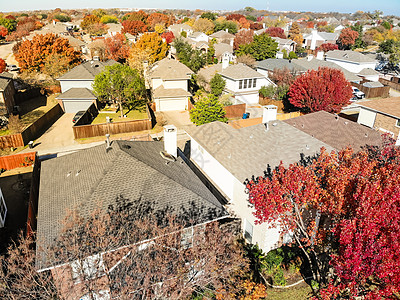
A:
357;108;376;128
158;98;187;111
63;100;92;113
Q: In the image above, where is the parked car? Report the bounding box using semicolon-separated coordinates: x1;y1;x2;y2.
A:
352;86;365;99
72;111;85;123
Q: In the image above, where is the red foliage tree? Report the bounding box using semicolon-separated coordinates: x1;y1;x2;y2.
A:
161;31;175;44
0;58;6;73
306;21;315;28
233;29;254;50
104;33;129;62
226;14;245;22
247;140;400;297
250;23;263;30
265;27;286;39
338;27;359;49
316;43;339;52
0;26;8;38
121;20;148;35
288;67;352;113
147;12;174;30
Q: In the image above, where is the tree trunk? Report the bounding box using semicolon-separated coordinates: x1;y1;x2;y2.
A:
118;99;124;119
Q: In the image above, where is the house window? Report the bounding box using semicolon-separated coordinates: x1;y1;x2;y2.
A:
0;188;6;228
243;79;247;89
239;80;243;89
244;219;253;244
253;79;257;88
248;79;252;88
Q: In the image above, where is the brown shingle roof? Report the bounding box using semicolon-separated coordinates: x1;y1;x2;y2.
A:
153;86;191;98
220;63;265;80
284;111;382;151
358;97;400;119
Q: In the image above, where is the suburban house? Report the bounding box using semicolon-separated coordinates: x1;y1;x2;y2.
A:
284;111;382;151
64;35;89;55
357;97;400;145
168;23;193;37
198;61;273;104
325;50;377;74
106;23;122;37
35;131;228;299
210;30;235;47
149;58;193;111
214;43;235;63
256;57;362;83
0;72;16;116
57;59;118;113
185;108;332;253
357;68;381;82
271;37;297;53
187;32;209;43
303;29;339;50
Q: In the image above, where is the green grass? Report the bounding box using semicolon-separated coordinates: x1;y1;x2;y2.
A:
92;108;148;124
266;283;312;300
0;129;10;136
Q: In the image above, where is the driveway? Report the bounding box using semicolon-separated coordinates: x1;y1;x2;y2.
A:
159;110;192;128
26;113;77;154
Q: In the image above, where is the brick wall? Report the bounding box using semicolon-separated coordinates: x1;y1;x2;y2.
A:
374;113;400;139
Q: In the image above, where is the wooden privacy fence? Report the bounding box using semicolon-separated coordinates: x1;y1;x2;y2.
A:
0;134;24;148
352;82;390;99
14;88;43;105
26;153;40;236
379;78;400;92
73;104;154;139
0;152;36;170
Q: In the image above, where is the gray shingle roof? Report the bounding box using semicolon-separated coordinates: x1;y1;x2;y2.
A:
56;88;96;99
358;68;380;76
284;111;382;151
362;81;384;88
358;97;400;118
220;63;265;80
58;59;118;80
36;141;226;270
150;58;193;80
214;43;233;58
197;64;223;83
257;58;306;73
326;50;376;64
185;120;333;183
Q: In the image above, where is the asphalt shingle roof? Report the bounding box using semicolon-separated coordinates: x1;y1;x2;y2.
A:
220;63;265;80
185;120;333;183
0;72;13;90
326;50;376;64
150;58;193;80
284;111;382;151
153;86;192;98
58;59;118;80
210;30;235;39
56;88;96;99
36;141;226;270
358;97;400;118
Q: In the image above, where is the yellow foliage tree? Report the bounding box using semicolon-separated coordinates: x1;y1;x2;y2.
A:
154;23;165;34
135;32;168;63
184;18;195;27
128;46;152;77
193;18;215;35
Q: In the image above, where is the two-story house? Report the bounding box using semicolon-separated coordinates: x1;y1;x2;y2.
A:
57;59;118;113
149;58;193;111
303;29;339;50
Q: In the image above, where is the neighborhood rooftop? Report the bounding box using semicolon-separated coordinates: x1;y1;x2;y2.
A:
36;140;227;270
185;120;332;183
284;111;382;151
357;97;400;118
150;58;194;80
57;59;117;80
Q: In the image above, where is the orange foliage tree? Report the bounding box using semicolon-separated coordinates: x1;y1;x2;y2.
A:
104;33;129;62
147;13;174;30
0;26;8;38
338;27;359;50
121;20;147;35
0;58;6;73
14;33;81;74
122;10;148;23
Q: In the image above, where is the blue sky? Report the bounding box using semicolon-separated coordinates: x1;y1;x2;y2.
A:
2;0;399;16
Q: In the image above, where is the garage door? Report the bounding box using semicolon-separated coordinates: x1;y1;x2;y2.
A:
158;98;187;111
62;100;92;113
357;108;376;128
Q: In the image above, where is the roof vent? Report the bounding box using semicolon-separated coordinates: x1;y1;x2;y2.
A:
264;123;269;131
305;145;310;150
67;171;71;177
160;151;176;162
122;144;131;149
75;170;81;176
365;133;368;138
344;121;348;125
272;122;278;126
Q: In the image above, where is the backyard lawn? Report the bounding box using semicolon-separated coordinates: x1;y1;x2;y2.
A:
92;108;148;124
